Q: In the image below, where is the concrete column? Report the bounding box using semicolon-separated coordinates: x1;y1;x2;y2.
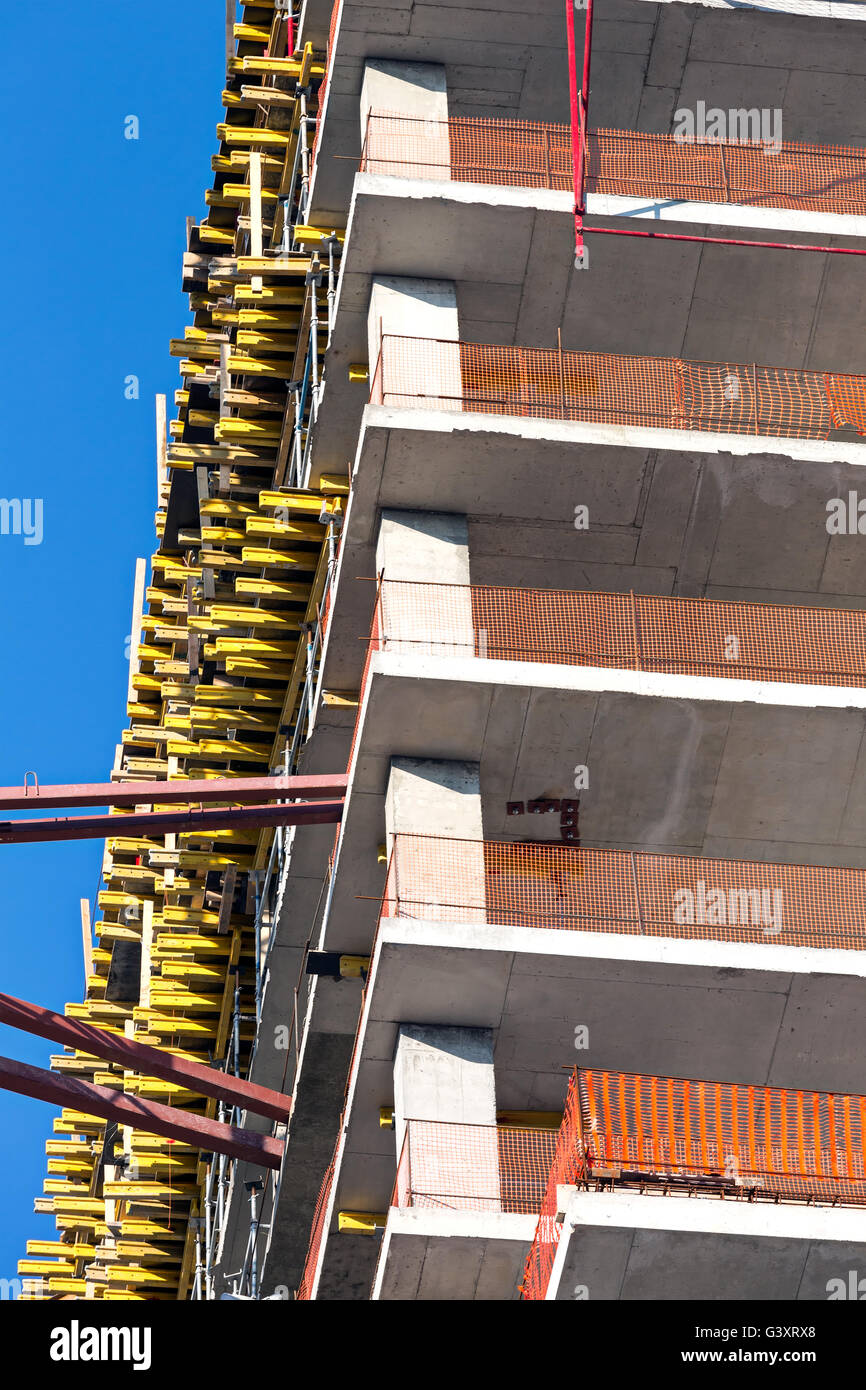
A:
367;276;462;412
393;1024;500;1211
375;509;477;659
360;60;450;181
384;755;486;924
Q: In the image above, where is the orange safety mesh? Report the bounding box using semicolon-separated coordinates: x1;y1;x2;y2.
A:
361;113;866;217
296;1145;337;1300
345;587;378;776
370;334;866;441
576;1068;866;1206
522;1067;866;1299
521;1073;583;1301
311;0;341;171
393;1119;557;1214
380;834;866;951
372;579;866;688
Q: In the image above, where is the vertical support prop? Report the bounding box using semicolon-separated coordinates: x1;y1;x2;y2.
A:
127;558;147;707
80;899;93;987
155;394;168;508
250;150;264;294
226;0;236;71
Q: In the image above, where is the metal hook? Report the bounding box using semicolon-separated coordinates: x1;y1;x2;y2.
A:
23;771;39;797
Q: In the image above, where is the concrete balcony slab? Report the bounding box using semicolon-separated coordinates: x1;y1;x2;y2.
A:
549;1188;866;1300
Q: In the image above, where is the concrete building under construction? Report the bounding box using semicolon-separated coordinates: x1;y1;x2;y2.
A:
11;0;866;1301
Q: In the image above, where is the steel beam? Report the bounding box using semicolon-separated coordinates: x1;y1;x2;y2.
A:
0;773;347;811
0;1055;283;1169
0;798;344;845
0;993;292;1122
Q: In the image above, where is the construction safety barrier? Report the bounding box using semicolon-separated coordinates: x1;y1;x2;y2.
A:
521;1072;583;1300
361;113;866;217
311;0;342;171
393;1119;557;1214
522;1067;866;1298
578;1068;866;1203
296;1148;337;1300
370;334;866;440
371;578;866;688
380;835;866;951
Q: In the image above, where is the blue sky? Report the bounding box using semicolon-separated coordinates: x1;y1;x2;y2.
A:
0;3;224;1285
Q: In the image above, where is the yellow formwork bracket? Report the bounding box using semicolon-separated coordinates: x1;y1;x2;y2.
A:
293;225;346;247
339;955;369;979
337;1211;388;1235
496;1111;564;1131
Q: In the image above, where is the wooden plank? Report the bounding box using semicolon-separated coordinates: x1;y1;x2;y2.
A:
226;0;236;71
219;344;230;420
216;866;238;936
80;901;93;985
139;902;154;1008
249;151;264;294
126;559;147;706
155;394;168;507
195;468;216;602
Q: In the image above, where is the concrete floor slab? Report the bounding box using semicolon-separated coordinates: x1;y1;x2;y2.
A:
551;1189;866;1300
338;651;866;871
313;176;866;487
303;913;866;1296
305;1;866;225
318;410;866;694
372;1209;537;1300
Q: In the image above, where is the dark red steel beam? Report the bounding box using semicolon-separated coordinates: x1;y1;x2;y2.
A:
0;1054;283;1169
584;224;866;257
0;798;344;845
0;993;291;1122
0;773;347;811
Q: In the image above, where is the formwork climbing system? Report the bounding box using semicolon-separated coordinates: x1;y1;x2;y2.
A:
14;2;348;1302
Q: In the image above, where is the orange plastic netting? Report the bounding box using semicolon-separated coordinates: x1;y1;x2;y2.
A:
578;1068;866;1205
296;1147;337;1300
380;835;866;950
522;1068;866;1298
373;579;866;687
521;1073;583;1301
370;335;865;440
393;1119;557;1214
362;114;866;216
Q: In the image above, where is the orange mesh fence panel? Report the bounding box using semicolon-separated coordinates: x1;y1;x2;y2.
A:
345;587;379;775
588;128;866;215
375;578;866;687
393;1119;557;1214
828;373;866;435
371;335;864;440
361;114;866;216
577;1068;866;1205
521;1073;584;1301
296;1145;337;1300
311;0;341;171
380;834;866;951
